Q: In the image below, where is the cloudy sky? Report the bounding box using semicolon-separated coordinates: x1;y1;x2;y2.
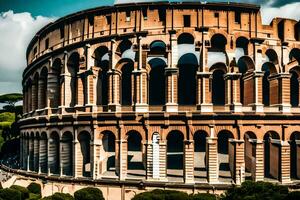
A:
0;0;299;96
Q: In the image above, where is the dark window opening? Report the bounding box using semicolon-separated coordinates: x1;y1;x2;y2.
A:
235;11;241;24
60;26;64;39
126;11;131;22
88;16;94;26
183;15;191;27
214;12;219;18
158;9;166;25
106;15;111;25
45;38;49;49
278;20;285;41
33;47;37;55
142;9;148;20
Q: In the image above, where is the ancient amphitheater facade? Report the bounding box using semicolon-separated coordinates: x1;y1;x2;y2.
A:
19;2;300;186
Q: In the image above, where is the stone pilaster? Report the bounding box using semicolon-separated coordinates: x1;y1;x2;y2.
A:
73;133;79;178
272;73;291;113
206;137;218;183
230;139;245;185
107;70;121;112
117;139;127;180
165;68;178;112
39;137;47;174
244;71;264;112
159;141;167;180
197;72;213;112
184;140;194;183
33;137;39;172
224;73;242;113
133;69;148;112
281;141;291;184
254;140;264;181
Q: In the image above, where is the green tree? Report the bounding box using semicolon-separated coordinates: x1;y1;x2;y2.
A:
0;93;23;108
74;187;104;200
41;193;74;200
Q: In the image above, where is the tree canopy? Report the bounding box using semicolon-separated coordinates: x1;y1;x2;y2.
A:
0;93;23;106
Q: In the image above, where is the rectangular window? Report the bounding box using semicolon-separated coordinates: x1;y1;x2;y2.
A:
88;16;94;26
183;15;191;27
126;11;131;22
60;26;64;39
214;12;219;18
33;47;37;55
158;9;166;24
45;38;49;49
235;11;241;24
142;9;148;20
106;15;111;25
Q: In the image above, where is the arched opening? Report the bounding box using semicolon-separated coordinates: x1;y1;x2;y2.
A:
290;132;300;180
290;48;300;63
39;67;48;109
148;41;167;105
121;61;134;106
237;56;254;105
67;52;80;107
32;73;39;111
218;130;234;182
194;131;208;182
211;34;227;51
29;132;34;171
262;63;271;106
33;132;39;172
49;131;60;174
102;131;116;175
211;65;226;105
61;132;73;176
78;131;91;177
94;46;109;106
178;53;198;105
236;37;249;58
178;33;194;45
51;59;62;108
290;70;299;107
40;132;48;174
26;79;32;113
167;130;184;181
127;131;145;177
263;131;280;181
244;132;257;180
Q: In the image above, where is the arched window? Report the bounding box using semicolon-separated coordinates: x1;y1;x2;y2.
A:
290;70;299;107
67;53;80;107
39;67;48;109
121;61;134;106
211;64;226;106
51;59;62;108
61;132;73;176
218;130;234;181
78;131;91;177
149;58;166;105
262;63;271;106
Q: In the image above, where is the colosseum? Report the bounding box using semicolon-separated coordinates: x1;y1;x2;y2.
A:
17;1;300;191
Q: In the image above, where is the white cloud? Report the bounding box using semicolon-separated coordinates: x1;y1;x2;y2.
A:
0;10;55;95
261;2;300;24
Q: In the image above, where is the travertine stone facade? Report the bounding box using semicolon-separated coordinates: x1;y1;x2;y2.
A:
19;2;300;186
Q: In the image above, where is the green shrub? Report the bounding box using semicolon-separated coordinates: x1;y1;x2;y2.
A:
27;182;41;195
10;185;29;200
74;187;104;200
41;192;74;200
0;122;12;130
0;188;22;200
132;189;189;200
191;193;217;200
221;181;288;200
28;193;41;200
0;112;14;122
285;191;300;200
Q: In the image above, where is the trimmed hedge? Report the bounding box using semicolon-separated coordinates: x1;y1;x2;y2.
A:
0;188;21;200
27;182;41;195
42;192;74;200
285;191;300;200
132;189;190;200
10;185;29;200
74;187;104;200
191;193;217;200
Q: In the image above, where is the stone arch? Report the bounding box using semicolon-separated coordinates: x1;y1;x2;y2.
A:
39;67;48;109
101;131;116;172
93;46;109;106
262;62;277;106
177;32;195;45
236;36;249;57
290;48;300;64
149;40;167;56
116;39;134;60
32;73;39;111
148;58;166;105
211;33;227;51
263;131;280;180
167;130;184;180
78;131;91;177
126;130;144;172
51;58;62;108
217;130;234;182
40;132;48;174
290;132;300;179
265;49;279;66
67;52;80;107
290;66;300;107
193;130;208;181
210;63;227;106
61;131;73;176
117;59;134;106
49;131;60;174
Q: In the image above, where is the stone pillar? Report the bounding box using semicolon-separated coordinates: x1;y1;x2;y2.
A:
165;68;178;112
197;72;213;112
230;139;245;185
38;77;46;109
47;139;51;176
244;71;264;112
117;139;127;180
206;137;218;183
33;137;39;172
73;130;79;178
133;70;148;112
62;51;70;109
254;140;264;181
184;140;194;183
159;140;167;180
281;141;291;184
108;70;121;112
278;73;291;113
165;31;178;112
224;73;242;112
31;81;38;111
91;140;101;179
